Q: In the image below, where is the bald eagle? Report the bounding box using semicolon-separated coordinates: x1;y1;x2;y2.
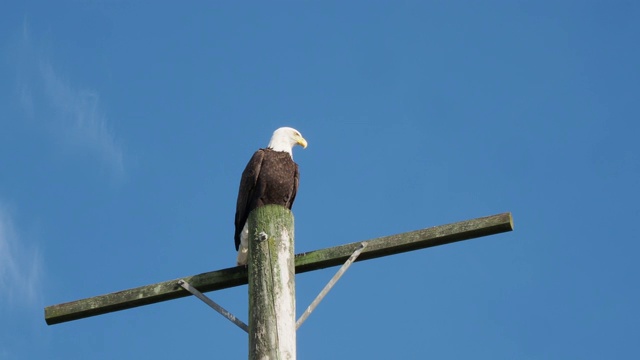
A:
234;127;308;265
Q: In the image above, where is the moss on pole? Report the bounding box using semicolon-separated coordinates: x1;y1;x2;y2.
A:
248;205;296;360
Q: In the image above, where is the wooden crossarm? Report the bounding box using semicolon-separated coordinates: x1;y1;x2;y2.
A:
44;212;513;325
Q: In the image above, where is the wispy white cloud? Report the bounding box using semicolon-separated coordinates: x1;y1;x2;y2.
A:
18;82;35;120
39;61;125;178
0;204;42;307
15;20;125;181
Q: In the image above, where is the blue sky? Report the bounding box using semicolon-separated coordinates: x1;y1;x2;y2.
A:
1;1;639;359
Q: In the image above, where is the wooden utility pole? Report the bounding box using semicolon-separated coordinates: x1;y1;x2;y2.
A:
248;205;296;360
44;212;514;358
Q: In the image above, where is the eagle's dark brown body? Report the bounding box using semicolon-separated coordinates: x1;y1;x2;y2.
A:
234;148;299;250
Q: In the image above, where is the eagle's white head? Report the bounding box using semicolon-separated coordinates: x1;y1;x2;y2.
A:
267;127;308;156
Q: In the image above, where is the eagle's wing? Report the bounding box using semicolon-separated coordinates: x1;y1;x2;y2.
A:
234;149;264;250
289;163;299;210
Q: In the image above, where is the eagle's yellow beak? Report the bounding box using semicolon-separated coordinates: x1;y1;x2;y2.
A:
296;136;308;149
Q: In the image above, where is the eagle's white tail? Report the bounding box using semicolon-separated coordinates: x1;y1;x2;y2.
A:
236;245;248;266
236;221;249;266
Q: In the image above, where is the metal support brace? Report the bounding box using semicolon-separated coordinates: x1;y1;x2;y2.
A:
296;242;367;330
178;279;249;333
